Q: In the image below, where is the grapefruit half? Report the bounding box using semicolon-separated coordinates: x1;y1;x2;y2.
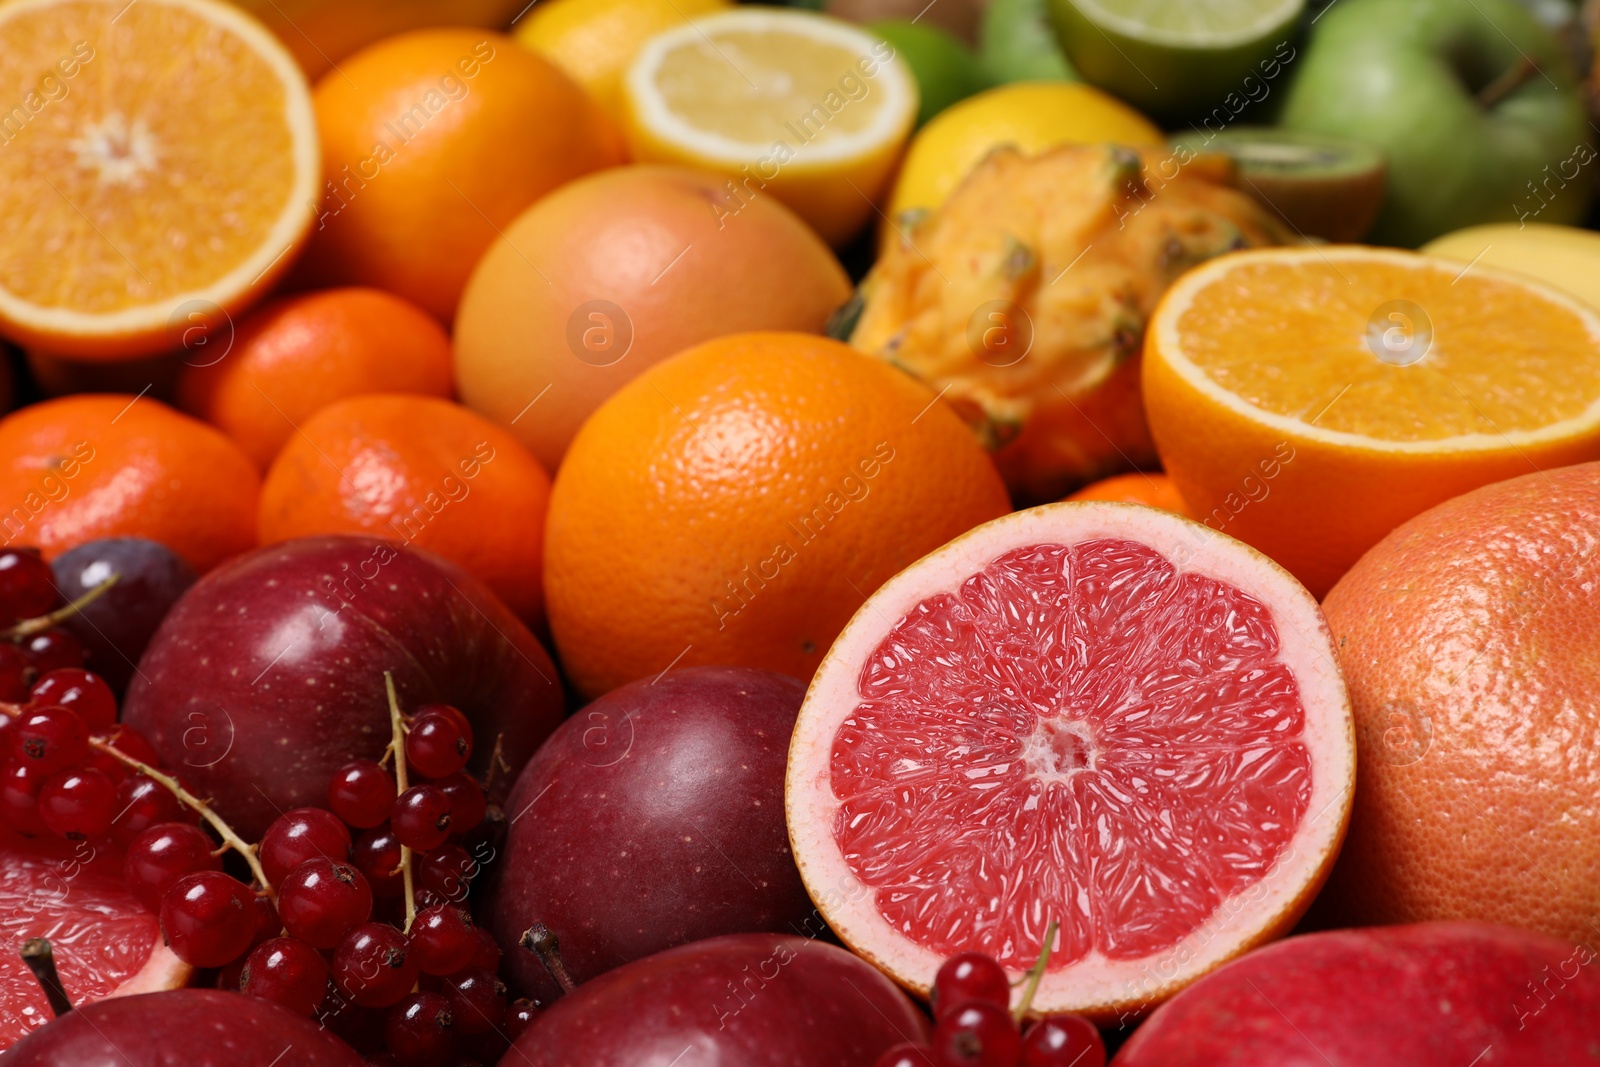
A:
786;502;1355;1018
0;828;188;1049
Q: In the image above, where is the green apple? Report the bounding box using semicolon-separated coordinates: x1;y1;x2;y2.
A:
1279;0;1592;247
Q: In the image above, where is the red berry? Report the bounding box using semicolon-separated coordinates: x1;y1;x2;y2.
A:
874;1044;937;1067
247;890;281;950
466;925;501;973
931;1002;1022;1067
333;922;417;1008
22;629;84;674
328;760;395;828
110;775;182;847
408;904;477;976
38;766;117;838
277;858;373;949
260;807;353;887
433;772;486;834
11;705;88;774
160;870;257;967
0;548;58;625
405;709;472;779
352;826;405;898
504;1000;540;1043
29;669;117;728
87;725;162;779
241;936;329;1017
125;822;221;912
416;844;476;906
0;643;31;701
1020;1015;1105;1067
932;953;1012;1019
391;785;452;851
441;967;506;1036
413;703;471;742
0;760;48;836
385;991;455;1067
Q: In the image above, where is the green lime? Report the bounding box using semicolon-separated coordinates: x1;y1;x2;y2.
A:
979;0;1077;85
1051;0;1305;122
869;20;992;127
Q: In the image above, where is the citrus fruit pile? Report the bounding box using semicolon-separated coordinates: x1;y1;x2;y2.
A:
1;0;1599;1063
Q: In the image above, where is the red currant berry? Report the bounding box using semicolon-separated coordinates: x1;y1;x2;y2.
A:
931;1002;1022;1067
408;904;477;976
328;760;395;829
413;703;471;741
0;548;58;625
260;807;353;887
0;760;49;836
110;774;182;847
466;925;501;973
0;643;31;701
441;967;506;1036
278;858;373;950
160;870;257;967
416;844;476;906
11;705;88;774
241;936;329;1017
874;1044;937;1067
932;953;1012;1019
353;826;405;898
1020;1014;1105;1067
29;668;117;729
333;922;418;1008
504;1000;540;1043
385;990;454;1067
391;785;452;851
23;629;85;674
433;772;486;834
405;709;472;779
247;890;281;950
38;766;117;838
85;726;162;784
125;822;221;912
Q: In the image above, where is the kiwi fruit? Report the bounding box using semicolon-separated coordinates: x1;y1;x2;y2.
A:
1168;127;1386;243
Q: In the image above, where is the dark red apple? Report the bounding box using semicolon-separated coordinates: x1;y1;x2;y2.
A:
1113;922;1600;1065
488;667;815;1000
7;988;363;1065
122;536;564;837
504;933;928;1065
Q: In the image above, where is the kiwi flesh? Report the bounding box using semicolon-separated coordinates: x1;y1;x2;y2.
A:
1169;127;1386;243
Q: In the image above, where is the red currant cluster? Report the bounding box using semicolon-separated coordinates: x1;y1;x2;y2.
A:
0;549;92;699
874;952;1107;1067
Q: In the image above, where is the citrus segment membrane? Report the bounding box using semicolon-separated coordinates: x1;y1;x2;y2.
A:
830;539;1310;970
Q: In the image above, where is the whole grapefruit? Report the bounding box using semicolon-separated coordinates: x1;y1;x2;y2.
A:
1317;461;1600;945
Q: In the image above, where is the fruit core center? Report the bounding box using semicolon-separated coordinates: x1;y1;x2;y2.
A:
1023;717;1095;779
71;113;159;186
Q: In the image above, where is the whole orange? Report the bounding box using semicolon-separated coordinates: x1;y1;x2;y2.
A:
1064;471;1192;517
544;332;1012;697
0;395;259;571
1317;462;1600;945
455;165;851;473
258;394;552;622
298;29;623;321
176;288;453;470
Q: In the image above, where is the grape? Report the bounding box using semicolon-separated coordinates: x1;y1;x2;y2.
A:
931;1002;1022;1067
11;704;88;774
38;767;117;838
22;629;85;675
241;936;329;1017
434;772;486;834
405;708;472;779
0;760;49;836
328;760;395;828
1020;1014;1106;1067
51;538;196;695
353;826;405;898
260;807;353;886
277;858;374;949
30;668;117;728
932;953;1012;1019
0;548;58;625
160;870;258;967
407;904;477;976
874;1044;937;1067
384;991;455;1067
441;967;506;1036
125;822;221;912
333;922;417;1008
391;785;452;851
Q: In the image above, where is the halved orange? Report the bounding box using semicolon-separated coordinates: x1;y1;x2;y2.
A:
0;0;319;360
1144;246;1600;597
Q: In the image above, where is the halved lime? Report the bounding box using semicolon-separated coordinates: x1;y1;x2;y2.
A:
1051;0;1305;121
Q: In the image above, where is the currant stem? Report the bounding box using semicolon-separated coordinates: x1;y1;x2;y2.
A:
520;924;577;996
20;938;73;1018
1;572;120;640
1013;919;1059;1022
87;735;275;900
384;672;417;934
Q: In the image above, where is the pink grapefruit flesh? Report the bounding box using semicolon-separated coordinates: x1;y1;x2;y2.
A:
787;502;1355;1018
0;828;189;1049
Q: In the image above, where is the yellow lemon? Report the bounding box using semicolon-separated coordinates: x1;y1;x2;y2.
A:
621;8;918;246
1422;222;1600;311
886;81;1162;230
514;0;729;121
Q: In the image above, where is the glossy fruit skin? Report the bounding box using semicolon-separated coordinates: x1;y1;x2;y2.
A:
405;708;472;777
455;164;850;474
1064;473;1191;518
1021;1016;1104;1067
1316;462;1600;942
391;785;453;851
931;1002;1022;1067
500;934;928;1066
122;536;564;838
931;953;1011;1019
407;904;477;975
0;548;57;624
30;669;118;729
384;991;455;1067
544;332;1011;697
125;822;223;912
441;967;506;1036
159;871;259;967
491;667;813;998
277;859;374;949
1111;922;1600;1065
353;826;405;898
4;988;365;1066
333;923;419;1008
38;767;118;838
51;538;196;694
242;936;332;1017
328;760;396;828
260;807;354;886
111;775;184;846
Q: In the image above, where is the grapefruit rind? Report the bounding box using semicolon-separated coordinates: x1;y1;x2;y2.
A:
785;502;1355;1018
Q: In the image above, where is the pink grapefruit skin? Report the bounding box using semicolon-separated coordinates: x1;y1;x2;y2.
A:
1112;922;1600;1065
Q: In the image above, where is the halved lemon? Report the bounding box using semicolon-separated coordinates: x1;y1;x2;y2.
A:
0;0;319;360
621;8;917;246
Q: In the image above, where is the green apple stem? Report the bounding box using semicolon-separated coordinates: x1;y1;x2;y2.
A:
20;938;73;1018
1;572;120;640
383;672;418;934
1477;56;1540;110
1013;920;1060;1022
85;735;275;899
